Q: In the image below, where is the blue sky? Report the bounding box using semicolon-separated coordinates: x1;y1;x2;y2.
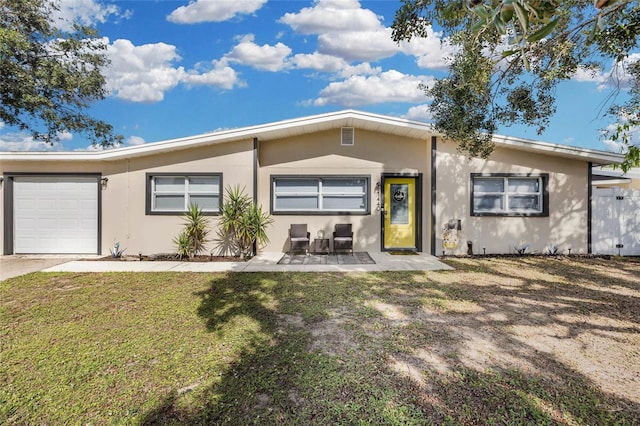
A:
0;0;636;153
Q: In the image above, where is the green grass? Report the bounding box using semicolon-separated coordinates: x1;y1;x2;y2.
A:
1;257;639;425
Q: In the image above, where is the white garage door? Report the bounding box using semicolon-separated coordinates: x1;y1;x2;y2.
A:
13;176;99;254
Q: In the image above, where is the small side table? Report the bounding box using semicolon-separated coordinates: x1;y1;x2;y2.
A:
313;238;330;254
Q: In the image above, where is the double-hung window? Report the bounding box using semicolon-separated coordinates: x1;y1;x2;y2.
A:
146;173;221;215
272;176;369;214
471;174;548;216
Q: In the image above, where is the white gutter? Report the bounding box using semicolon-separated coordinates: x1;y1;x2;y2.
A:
0;110;624;166
491;134;624;165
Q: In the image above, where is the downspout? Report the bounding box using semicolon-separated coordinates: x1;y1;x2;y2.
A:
431;136;437;256
587;161;593;254
127;158;131;255
253;137;258;255
253;137;258;203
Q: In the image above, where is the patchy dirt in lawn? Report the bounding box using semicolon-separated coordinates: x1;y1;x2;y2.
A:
300;257;640;406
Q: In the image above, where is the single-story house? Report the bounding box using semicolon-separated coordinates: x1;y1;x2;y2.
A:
0;110;624;257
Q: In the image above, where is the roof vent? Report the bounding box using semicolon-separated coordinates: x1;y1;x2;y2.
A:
341;127;354;146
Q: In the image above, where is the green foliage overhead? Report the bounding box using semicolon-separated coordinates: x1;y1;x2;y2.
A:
0;0;121;147
392;0;639;170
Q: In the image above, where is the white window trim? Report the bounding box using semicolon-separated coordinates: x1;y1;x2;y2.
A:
147;174;221;215
471;175;547;216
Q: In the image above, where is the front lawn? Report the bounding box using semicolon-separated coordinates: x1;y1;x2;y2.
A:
1;257;639;424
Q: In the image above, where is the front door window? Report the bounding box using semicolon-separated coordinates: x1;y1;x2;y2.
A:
390;184;409;224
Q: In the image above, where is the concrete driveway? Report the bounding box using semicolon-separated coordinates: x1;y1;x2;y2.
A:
0;256;78;281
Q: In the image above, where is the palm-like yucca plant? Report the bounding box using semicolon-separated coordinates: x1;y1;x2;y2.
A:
219;185;273;258
236;203;273;257
174;231;192;259
174;203;210;259
220;185;252;247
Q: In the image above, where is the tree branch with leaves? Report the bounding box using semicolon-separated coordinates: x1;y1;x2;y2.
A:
0;0;121;147
392;0;639;171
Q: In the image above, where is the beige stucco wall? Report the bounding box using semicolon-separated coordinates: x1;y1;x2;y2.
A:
435;140;590;255
1;140;253;255
106;141;253;255
2;130;595;257
257;128;432;253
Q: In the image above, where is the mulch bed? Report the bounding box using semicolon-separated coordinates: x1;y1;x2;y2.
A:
92;254;245;262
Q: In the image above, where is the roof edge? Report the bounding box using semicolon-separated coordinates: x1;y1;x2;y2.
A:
491;134;624;165
0;110;624;165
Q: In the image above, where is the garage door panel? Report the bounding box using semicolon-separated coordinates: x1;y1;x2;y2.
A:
79;220;97;231
59;200;80;210
16;199;37;210
13;176;99;254
15;217;36;228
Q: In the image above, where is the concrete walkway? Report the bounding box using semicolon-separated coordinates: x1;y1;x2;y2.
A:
39;251;452;274
0;255;85;281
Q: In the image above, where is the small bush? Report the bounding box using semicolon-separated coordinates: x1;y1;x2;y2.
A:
546;242;560;255
513;241;530;256
109;241;125;258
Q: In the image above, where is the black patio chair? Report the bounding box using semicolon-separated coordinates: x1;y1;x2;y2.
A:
333;223;353;254
289;224;310;254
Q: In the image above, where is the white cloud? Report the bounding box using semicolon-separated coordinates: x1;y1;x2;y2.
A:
404;104;434;122
225;34;292;72
318;29;399;62
79;136;145;151
288;52;381;79
280;0;454;70
0;130;66;152
183;59;245;89
105;39;186;102
126;136;145;146
105;38;243;102
602;117;640;153
574;53;640;90
292;52;347;73
167;0;267;24
312;70;434;107
279;0;381;34
399;27;457;71
279;0;397;63
338;62;382;78
573;67;604;84
52;0;127;32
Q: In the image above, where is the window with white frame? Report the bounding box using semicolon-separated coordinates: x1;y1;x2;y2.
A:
272;176;369;214
471;174;548;216
147;174;221;214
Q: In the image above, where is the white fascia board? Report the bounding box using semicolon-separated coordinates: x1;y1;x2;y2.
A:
491;134;624;165
0;110;436;162
0;110;619;165
592;178;632;185
592;166;640;179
